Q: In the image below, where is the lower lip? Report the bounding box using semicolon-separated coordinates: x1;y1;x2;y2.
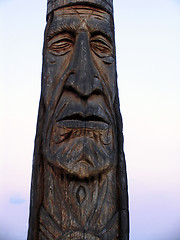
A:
56;120;109;130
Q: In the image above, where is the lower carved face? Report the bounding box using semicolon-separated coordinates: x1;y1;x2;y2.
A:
42;5;117;178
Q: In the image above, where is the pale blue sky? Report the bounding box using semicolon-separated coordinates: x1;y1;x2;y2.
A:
0;0;180;239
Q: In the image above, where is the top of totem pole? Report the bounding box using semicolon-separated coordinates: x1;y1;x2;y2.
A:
47;0;113;16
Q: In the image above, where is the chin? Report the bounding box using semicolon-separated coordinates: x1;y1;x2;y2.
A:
45;134;115;178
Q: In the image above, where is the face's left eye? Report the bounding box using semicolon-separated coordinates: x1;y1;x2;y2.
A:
90;35;113;58
48;33;74;56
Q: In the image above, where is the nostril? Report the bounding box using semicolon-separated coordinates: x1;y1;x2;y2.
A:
63;85;89;101
64;72;75;88
92;89;103;96
80;95;88;101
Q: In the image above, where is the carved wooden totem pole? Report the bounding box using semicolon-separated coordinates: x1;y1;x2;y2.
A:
28;0;129;239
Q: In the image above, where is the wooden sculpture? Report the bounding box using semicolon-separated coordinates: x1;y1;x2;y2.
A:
28;1;129;239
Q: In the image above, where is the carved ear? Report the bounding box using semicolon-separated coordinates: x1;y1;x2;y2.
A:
27;96;45;240
114;93;129;240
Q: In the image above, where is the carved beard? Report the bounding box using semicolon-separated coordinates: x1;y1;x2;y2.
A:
39;164;119;240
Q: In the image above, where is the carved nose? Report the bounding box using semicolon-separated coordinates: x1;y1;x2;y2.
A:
65;32;103;98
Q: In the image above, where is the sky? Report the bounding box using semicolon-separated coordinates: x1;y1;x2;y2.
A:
0;0;180;240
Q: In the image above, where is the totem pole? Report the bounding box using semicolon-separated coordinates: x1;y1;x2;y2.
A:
28;0;129;239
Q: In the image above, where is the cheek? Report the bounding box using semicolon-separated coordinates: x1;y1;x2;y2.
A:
92;54;116;101
101;63;116;86
42;51;73;108
101;64;116;106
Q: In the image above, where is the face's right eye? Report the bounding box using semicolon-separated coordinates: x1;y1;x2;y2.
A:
48;33;74;56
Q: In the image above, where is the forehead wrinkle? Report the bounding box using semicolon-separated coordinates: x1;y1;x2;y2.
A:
73;6;107;21
48;7;92;37
74;7;111;29
71;6;94;26
47;6;113;41
71;7;112;37
91;8;107;20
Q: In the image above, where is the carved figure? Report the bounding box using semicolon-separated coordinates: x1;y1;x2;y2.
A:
28;1;129;239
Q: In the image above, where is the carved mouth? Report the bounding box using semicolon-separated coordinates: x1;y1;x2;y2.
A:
56;113;109;130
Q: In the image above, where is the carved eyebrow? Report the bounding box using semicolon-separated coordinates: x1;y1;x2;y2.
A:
88;26;113;44
47;19;79;40
47;23;77;40
86;17;113;42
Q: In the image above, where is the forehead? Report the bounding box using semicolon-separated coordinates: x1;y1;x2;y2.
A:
48;5;113;39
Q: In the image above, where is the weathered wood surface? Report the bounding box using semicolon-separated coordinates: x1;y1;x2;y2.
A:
28;1;129;239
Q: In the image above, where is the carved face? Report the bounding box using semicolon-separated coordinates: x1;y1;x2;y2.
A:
42;5;118;178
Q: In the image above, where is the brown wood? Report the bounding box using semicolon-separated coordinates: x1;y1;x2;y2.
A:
28;1;129;239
